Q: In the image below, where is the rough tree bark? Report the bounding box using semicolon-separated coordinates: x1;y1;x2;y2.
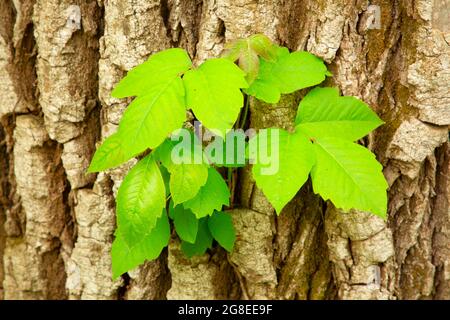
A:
0;0;448;300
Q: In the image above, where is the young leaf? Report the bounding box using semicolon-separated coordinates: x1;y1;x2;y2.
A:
88;132;132;172
208;211;236;252
222;39;245;62
238;45;259;84
244;47;289;103
311;137;388;218
246;48;329;104
181;218;213;258
183;58;248;136
183;168;230;218
248;34;278;61
170;201;199;244
170;163;208;204
116;154;166;246
154;137;209;204
250;129;316;214
295;87;384;141
112;48;192;98
111;210;170;279
222;35;277;85
118;77;186;157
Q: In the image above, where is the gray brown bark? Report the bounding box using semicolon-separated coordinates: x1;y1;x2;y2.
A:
0;0;448;300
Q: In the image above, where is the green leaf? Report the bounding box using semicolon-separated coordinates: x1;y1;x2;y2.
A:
152;139;176;169
183;168;230;218
112;48;192;98
183;58;248;136
181;218;213;258
250;129;316;213
118;77;186;157
244;47;288;104
246;48;329;103
295;87;384;141
311;137;388;218
116;154;166;246
170;201;199;244
273;51;329;93
154;136;209;205
88;132;131;172
208;211;236;252
111;210;170;279
170;163;208;204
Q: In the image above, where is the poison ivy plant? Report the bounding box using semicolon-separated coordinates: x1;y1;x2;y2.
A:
88;34;388;279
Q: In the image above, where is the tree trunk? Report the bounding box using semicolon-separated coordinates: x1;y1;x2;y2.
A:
0;0;448;300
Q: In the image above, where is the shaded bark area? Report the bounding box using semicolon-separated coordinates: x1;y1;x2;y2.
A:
0;0;448;300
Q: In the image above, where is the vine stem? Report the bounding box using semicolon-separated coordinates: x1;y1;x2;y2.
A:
228;95;250;209
238;95;250;129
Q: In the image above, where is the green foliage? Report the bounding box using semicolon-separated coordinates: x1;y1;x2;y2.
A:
310;137;388;218
246;46;330;103
88;34;388;279
294;87;387;217
87;132;130;173
111;48;192;98
169;201;199;244
183;168;230;218
183;58;248;136
181;218;213;258
111;210;170;279
250;89;387;215
89;49;192;171
208;211;236;252
295;87;384;141
169;163;208;204
116;154;165;246
154;137;209;204
250;129;315;214
118;78;186;156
